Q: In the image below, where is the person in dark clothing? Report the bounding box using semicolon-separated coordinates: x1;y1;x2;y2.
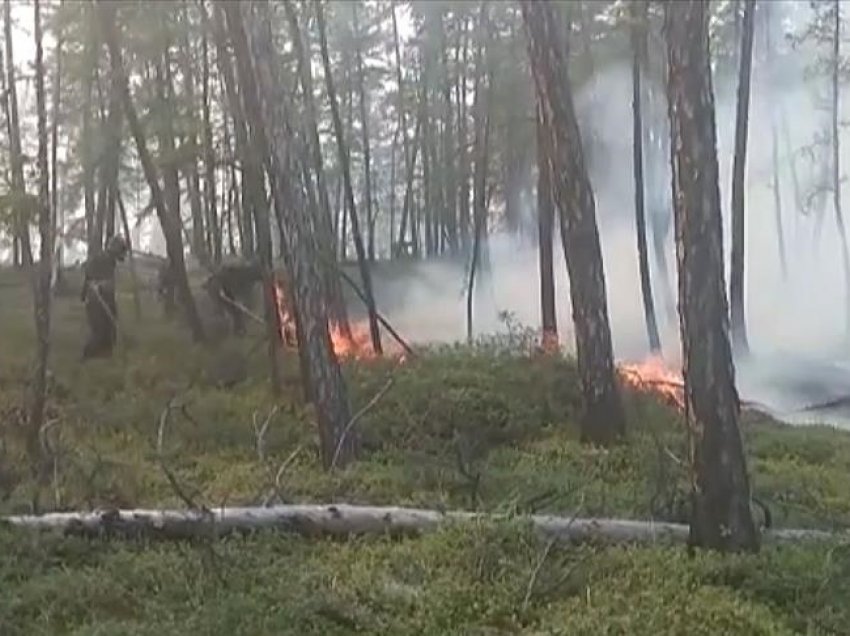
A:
81;235;129;359
156;260;176;318
203;260;263;336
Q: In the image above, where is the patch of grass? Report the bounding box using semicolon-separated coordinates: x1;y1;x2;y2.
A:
2;267;850;634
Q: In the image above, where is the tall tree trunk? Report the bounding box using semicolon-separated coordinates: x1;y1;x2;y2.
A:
100;1;205;343
457;16;471;252
665;0;758;552
177;4;208;267
536;103;557;350
522;0;626;446
95;48;123;255
232;2;354;468
3;0;33;267
116;193;142;319
352;3;376;262
28;0;52;508
284;0;352;340
631;0;661;353
316;0;382;356
199;0;221;263
832;0;850;340
222;3;284;395
395;102;424;256
729;0;755;355
51;0;63;287
81;16;97;256
391;4;408;257
468;3;490;342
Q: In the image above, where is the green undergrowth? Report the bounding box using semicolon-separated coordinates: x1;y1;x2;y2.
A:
2;267;850;634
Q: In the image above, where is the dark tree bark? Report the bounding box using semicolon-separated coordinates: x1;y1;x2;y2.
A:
100;1;205;343
665;0;758;552
94;44;123;255
231;2;355;469
27;0;52;502
3;0;34;267
80;17;97;256
50;0;63;287
177;4;208;267
222;3;284;396
316;0;382;356
522;0;626;446
199;0;222;263
283;0;352;341
631;0;661;353
395;101;424;256
832;0;850;339
729;0;756;355
467;2;491;343
352;3;376;262
457;16;471;252
536;103;557;351
391;3;408;257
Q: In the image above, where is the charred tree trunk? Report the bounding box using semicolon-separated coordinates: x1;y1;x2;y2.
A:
231;2;355;469
284;0;352;341
665;0;758;552
27;0;52;503
729;0;755;356
522;0;626;446
100;2;205;343
536;103;557;350
631;0;661;353
316;0;382;356
4;0;34;267
832;0;850;340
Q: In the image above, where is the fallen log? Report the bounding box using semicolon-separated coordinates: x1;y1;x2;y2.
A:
2;503;839;544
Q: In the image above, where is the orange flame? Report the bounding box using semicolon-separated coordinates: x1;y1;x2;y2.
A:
618;355;685;409
273;280;404;362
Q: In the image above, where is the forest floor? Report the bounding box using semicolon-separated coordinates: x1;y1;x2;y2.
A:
1;266;850;635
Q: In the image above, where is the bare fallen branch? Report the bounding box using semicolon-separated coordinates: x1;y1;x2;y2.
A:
3;503;841;544
252;406;279;461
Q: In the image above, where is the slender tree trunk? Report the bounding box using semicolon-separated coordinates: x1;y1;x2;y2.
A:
284;0;352;340
100;1;205;343
199;0;221;264
352;4;376;263
729;0;755;355
223;3;284;395
316;0;382;355
177;5;208;267
458;17;471;252
28;0;52;509
665;0;759;552
764;4;788;281
832;0;850;340
522;0;626;446
396;102;424;255
537;103;558;351
631;0;661;353
51;1;63;287
4;0;33;267
232;2;354;468
116;193;141;319
391;4;408;257
95;47;122;254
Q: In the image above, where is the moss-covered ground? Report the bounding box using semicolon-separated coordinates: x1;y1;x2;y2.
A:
1;267;849;635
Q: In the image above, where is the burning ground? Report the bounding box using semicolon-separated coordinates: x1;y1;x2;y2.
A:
2;265;850;633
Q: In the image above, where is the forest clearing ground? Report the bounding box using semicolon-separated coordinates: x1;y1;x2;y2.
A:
1;266;850;634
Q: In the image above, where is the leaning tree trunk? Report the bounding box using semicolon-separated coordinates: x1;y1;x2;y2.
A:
729;0;756;356
3;0;34;267
631;0;661;354
536;103;558;351
521;0;626;446
27;0;52;508
231;2;355;469
665;0;759;553
100;2;205;343
316;0;382;356
832;0;850;340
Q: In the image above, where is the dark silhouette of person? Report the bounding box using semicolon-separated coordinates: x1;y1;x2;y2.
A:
81;235;128;359
203;260;263;336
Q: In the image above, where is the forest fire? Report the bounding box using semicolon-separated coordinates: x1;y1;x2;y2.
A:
272;280;404;361
618;355;685;409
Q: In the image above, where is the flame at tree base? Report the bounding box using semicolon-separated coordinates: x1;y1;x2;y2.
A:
273;280;405;362
618;355;685;409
